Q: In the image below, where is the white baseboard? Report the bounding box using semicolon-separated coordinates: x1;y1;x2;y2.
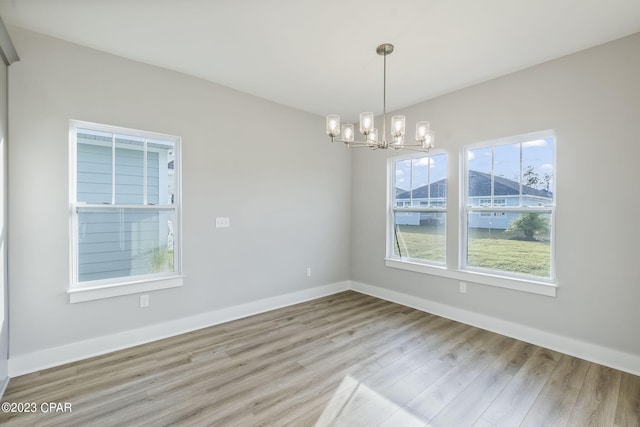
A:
350;280;640;376
0;376;8;398
8;281;350;377
10;280;639;378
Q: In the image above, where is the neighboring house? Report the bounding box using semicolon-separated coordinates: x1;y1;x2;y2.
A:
395;170;553;229
77;131;174;281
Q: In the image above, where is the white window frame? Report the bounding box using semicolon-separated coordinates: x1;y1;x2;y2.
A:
461;130;556;283
68;120;183;303
385;130;558;297
386;150;448;267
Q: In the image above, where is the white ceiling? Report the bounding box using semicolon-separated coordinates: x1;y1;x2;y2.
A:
1;0;639;121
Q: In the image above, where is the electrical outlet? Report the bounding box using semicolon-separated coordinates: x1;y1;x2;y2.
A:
140;294;150;307
306;267;312;277
459;282;467;293
215;217;230;228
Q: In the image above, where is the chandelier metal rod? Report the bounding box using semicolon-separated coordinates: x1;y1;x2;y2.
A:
382;47;387;143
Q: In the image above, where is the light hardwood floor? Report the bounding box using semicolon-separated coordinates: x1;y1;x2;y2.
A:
1;291;639;426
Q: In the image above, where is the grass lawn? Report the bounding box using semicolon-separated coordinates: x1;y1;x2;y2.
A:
394;224;446;263
395;225;550;277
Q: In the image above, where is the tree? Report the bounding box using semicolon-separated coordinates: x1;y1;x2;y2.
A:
523;166;552;191
507;212;549;241
523;166;540;189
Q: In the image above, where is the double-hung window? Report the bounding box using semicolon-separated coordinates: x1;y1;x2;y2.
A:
69;121;182;302
388;151;448;265
463;131;555;281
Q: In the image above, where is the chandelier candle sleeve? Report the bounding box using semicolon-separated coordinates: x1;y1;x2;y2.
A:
391;115;405;138
416;121;430;142
360;112;374;135
326;114;340;137
368;128;378;142
342;124;354;142
422;130;435;149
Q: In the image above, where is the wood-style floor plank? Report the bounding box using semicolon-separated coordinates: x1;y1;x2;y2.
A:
520;354;590;427
478;346;562;426
615;372;640;427
567;363;622;426
1;290;638;427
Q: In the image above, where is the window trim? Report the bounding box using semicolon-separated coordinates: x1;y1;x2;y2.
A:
384;130;558;297
68;120;183;302
384;258;557;297
386;149;448;267
461;129;556;283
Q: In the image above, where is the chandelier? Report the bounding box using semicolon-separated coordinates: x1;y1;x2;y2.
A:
326;43;434;152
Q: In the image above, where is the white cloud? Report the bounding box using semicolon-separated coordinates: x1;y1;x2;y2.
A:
396;169;404;175
541;163;553;171
417;157;435;167
467;151;475;160
522;139;547;147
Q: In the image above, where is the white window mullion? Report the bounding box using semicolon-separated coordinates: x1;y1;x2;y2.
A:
490;145;495;207
427;153;431;206
143;138;148;205
111;133;116;205
409;160;413;206
519;142;523;207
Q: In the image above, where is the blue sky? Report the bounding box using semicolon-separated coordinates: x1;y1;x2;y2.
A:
395;137;555;192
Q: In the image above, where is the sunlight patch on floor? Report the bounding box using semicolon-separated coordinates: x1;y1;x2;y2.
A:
315;375;426;426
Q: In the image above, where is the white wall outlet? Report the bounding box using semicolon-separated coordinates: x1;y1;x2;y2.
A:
306;267;312;277
215;217;230;228
140;294;150;307
459;282;467;294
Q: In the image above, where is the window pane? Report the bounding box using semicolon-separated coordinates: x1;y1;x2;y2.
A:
467;147;492;206
394;159;412;206
522;137;555;207
77;129;112;203
115;134;144;204
147;139;175;205
494;143;521;206
407;154;447;207
77;208;175;282
393;212;446;263
467;211;552;278
429;153;447;207
411;157;428;205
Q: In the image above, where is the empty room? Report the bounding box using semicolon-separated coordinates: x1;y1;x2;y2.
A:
0;1;639;426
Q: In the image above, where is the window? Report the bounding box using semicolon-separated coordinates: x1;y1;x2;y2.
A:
388;151;447;265
464;131;555;280
69;121;182;301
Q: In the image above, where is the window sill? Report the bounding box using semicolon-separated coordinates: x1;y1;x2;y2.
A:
384;258;556;297
68;275;184;303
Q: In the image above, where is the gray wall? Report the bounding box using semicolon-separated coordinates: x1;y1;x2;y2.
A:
7;25;640;366
351;33;640;357
7;27;351;357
